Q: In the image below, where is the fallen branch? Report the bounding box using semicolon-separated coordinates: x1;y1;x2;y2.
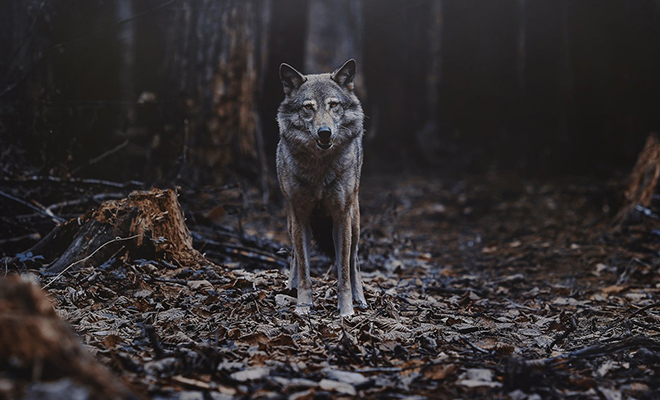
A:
71;140;129;174
45;192;125;214
512;336;660;370
0;233;41;246
600;300;660;334
0;189;64;224
193;236;287;268
4;175;144;189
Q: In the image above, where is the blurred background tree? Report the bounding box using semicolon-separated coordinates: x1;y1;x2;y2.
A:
1;0;660;191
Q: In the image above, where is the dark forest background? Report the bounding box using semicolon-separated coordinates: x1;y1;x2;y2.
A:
2;0;660;192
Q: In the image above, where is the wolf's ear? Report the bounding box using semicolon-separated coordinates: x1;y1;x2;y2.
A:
280;63;306;95
331;59;356;90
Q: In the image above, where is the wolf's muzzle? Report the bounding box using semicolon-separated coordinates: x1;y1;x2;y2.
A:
317;126;333;150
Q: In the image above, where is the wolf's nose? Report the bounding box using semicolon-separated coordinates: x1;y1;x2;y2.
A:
318;126;332;141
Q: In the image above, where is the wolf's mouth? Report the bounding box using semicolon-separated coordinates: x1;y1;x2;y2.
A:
316;139;333;150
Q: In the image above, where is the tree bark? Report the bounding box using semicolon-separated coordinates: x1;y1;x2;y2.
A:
615;133;660;227
414;0;445;166
161;0;271;187
8;188;211;275
304;0;364;92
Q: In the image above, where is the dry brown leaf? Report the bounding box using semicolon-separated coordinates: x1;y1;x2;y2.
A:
422;363;456;380
318;379;357;396
602;285;627;295
399;359;425;377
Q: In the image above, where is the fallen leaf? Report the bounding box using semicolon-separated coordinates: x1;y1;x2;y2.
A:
323;368;369;385
187;280;213;291
230;367;270;382
457;368;502;388
602;285;627;295
422;363;456;380
275;294;297;307
318;379;356;396
598;387;622;400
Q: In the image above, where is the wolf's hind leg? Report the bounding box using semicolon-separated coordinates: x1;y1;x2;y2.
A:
350;206;367;309
288;254;299;290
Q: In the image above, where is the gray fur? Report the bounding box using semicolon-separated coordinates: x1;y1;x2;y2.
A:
276;59;367;317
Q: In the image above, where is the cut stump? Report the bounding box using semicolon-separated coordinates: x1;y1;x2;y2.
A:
9;188;211;274
614;133;660;228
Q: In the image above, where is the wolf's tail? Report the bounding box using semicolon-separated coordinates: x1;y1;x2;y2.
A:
310;215;335;261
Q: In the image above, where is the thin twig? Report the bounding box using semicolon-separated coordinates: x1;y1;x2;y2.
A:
45;192;125;213
71;140;129;174
193;236;287;267
144;324;165;359
547;315;578;353
601;301;660;334
516;336;660;369
0;190;65;224
460;336;490;354
0;233;41;245
42;234;142;289
12;176;144;188
356;359;447;374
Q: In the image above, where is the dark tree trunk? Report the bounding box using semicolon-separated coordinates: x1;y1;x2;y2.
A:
304;0;364;91
414;0;445;166
162;0;271;188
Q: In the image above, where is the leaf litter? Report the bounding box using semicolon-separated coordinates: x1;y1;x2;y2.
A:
1;173;660;399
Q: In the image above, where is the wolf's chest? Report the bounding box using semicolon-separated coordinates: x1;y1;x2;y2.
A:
294;162;355;203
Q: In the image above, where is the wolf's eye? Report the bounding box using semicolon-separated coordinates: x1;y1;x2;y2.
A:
328;101;339;108
303;103;314;110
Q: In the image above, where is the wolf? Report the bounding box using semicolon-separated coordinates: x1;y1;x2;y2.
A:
276;59;367;317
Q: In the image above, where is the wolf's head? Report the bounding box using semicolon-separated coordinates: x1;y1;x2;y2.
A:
277;59;363;152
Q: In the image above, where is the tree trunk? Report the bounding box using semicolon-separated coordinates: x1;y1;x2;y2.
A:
414;0;445;166
162;0;271;187
304;0;364;93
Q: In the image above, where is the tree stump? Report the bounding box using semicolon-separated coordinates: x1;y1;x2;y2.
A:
614;133;660;227
0;275;142;400
9;188;210;274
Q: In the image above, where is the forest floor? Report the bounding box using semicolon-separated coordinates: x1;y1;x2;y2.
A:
2;171;660;399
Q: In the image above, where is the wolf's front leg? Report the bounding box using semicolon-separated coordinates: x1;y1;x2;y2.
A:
286;212;299;290
290;215;313;314
334;213;354;317
350;206;367;309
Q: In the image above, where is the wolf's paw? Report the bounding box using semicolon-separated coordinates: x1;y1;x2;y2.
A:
338;300;355;317
355;299;368;310
295;303;313;315
338;290;355;317
339;306;355;317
